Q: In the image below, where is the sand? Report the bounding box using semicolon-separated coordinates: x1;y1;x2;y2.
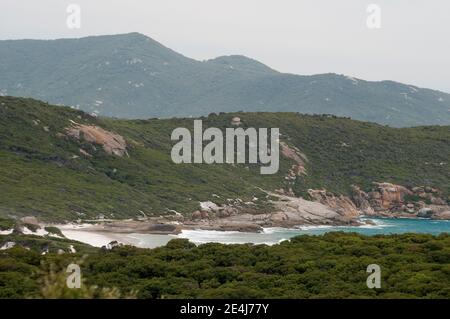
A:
56;223;175;248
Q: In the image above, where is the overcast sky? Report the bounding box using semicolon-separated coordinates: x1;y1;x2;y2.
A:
1;0;449;92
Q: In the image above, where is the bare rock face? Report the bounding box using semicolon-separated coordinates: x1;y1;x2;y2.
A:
184;191;365;231
194;201;238;220
411;186;447;205
269;212;288;222
191;210;210;220
368;182;412;211
199;201;220;212
280;141;308;179
66;121;128;157
432;210;450;220
19;216;39;225
417;208;434;218
217;207;238;218
269;193;359;226
307;189;360;219
351;183;449;219
189;182;449;231
351;185;376;215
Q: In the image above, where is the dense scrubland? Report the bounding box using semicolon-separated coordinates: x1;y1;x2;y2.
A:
0;232;449;299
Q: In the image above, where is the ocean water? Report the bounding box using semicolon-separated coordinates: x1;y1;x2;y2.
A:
172;218;450;246
109;218;450;248
59;219;450;249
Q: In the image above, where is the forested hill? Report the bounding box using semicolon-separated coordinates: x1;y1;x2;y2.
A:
0;96;449;221
1;33;450;127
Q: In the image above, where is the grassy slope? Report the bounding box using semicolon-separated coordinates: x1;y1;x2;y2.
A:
0;96;449;221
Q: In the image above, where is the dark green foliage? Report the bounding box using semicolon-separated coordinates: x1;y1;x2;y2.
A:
0;234;95;255
44;226;64;237
1;233;449;298
22;223;39;232
0;218;14;231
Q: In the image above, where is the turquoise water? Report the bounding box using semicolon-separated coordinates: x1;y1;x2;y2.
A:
59;217;450;249
175;218;450;246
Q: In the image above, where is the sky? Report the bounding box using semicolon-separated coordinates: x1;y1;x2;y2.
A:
1;0;449;92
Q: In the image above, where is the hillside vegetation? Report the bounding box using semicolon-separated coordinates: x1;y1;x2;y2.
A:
0;96;449;221
1;33;450;127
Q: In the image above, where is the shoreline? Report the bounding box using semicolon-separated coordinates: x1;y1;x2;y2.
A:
52;217;450;248
56;223;179;248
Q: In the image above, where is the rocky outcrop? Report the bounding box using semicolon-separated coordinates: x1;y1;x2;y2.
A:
94;220;181;234
280;141;307;181
269;193;360;226
411;186;446;205
75;181;448;235
191;199;254;222
185;192;365;232
19;216;39;226
432;210;450;220
306;183;449;221
351;182;449;219
417;208;434;218
188;183;447;231
65;121;128;157
105;241;121;250
367;182;412;211
307;189;361;219
425;205;450;220
191;210;210;220
351;185;375;215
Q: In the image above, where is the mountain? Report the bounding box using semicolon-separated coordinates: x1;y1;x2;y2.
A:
1;33;450;127
0;96;449;221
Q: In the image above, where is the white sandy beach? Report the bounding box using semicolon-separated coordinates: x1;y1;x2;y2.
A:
56;223;176;248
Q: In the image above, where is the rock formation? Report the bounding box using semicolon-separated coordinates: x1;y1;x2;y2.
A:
350;185;375;215
65;121;128;157
367;182;412;211
268;193;360;226
307;189;361;219
351;182;449;219
280;141;308;184
183;192;365;232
